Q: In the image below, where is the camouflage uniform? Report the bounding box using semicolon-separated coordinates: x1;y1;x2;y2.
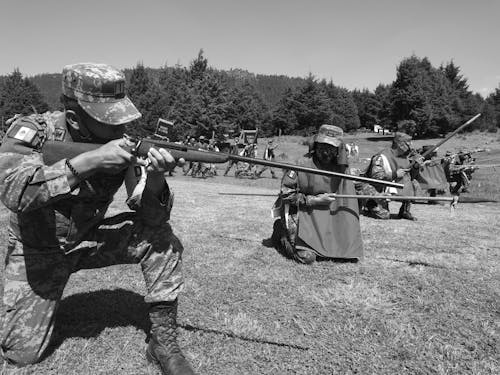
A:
0;65;185;368
357;132;418;220
223;139;240;176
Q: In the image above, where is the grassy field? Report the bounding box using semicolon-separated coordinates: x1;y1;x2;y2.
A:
0;132;499;374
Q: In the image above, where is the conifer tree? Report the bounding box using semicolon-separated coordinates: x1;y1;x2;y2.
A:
0;69;49;123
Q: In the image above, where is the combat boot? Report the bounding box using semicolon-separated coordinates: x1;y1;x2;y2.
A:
295;249;316;264
147;301;196;375
367;205;390;220
398;202;417;221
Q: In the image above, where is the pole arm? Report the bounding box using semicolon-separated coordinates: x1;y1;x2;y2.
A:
421;114;481;159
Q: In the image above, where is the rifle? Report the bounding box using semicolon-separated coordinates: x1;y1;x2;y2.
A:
40;136;404;189
421;114;481;159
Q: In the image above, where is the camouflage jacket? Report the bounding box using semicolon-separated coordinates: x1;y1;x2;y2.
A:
0;111;172;253
365;147;411;182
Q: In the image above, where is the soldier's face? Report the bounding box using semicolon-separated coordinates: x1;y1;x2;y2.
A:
83;114;127;142
315;143;338;163
396;141;412;156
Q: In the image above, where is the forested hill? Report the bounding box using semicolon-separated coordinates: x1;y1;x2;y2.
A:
1;53;499;140
29;68;307;113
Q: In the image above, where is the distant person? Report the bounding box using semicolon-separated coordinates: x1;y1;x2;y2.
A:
357;132;421;220
223;136;240;176
191;136;209;178
235;143;258;178
414;145;448;201
256;139;279;178
183;137;197;176
269;125;363;264
443;151;477;194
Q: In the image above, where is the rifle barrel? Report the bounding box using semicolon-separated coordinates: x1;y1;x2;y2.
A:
138;138;404;189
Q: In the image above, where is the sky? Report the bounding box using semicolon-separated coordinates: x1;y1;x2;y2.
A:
0;0;498;96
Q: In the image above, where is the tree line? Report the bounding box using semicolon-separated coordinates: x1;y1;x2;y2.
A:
1;50;499;140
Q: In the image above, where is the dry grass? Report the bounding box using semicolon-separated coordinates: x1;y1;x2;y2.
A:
0;132;499;374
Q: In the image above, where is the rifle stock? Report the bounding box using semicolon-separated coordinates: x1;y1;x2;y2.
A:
41;137;404;189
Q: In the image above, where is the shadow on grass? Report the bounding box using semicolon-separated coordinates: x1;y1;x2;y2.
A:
43;288;149;359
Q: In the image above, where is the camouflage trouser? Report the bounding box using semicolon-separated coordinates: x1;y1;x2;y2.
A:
356;183;390;219
1;212;184;366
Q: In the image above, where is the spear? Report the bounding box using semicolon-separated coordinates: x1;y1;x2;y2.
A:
218;192;498;204
421;114;481;159
219;192;458;202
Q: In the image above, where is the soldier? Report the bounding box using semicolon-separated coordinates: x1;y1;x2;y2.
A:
443;151;477;194
206;138;220;177
182;137;196;176
190;136;208;178
235;143;258;178
223;136;241;176
358;132;420;221
270;125;363;264
255;139;279;179
0;63;196;374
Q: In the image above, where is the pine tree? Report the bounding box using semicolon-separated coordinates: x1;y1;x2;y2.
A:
322;81;360;132
0;69;49;122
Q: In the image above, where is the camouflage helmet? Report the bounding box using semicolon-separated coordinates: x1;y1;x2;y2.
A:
393;132;412;145
62;63;141;125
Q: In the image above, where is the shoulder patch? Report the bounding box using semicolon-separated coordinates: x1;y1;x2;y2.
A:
6;116;47;149
288;170;296;178
53;128;66;141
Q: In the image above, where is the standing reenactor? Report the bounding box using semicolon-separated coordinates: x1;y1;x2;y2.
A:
235;143;258;178
206;138;220;177
183;137;197;176
191;136;209;178
0;63;196;374
256;139;279;178
223;136;241;176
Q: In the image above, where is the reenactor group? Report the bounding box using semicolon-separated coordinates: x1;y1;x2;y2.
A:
0;62;484;374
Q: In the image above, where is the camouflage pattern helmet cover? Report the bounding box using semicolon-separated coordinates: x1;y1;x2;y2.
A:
393;132;412;144
314;124;343;147
62;63;141;125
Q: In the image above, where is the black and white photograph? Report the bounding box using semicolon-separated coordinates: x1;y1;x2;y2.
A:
0;0;498;374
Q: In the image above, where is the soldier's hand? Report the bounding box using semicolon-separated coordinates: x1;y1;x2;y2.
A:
307;193;336;206
396;168;410;179
146;147;185;174
92;138;138;174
